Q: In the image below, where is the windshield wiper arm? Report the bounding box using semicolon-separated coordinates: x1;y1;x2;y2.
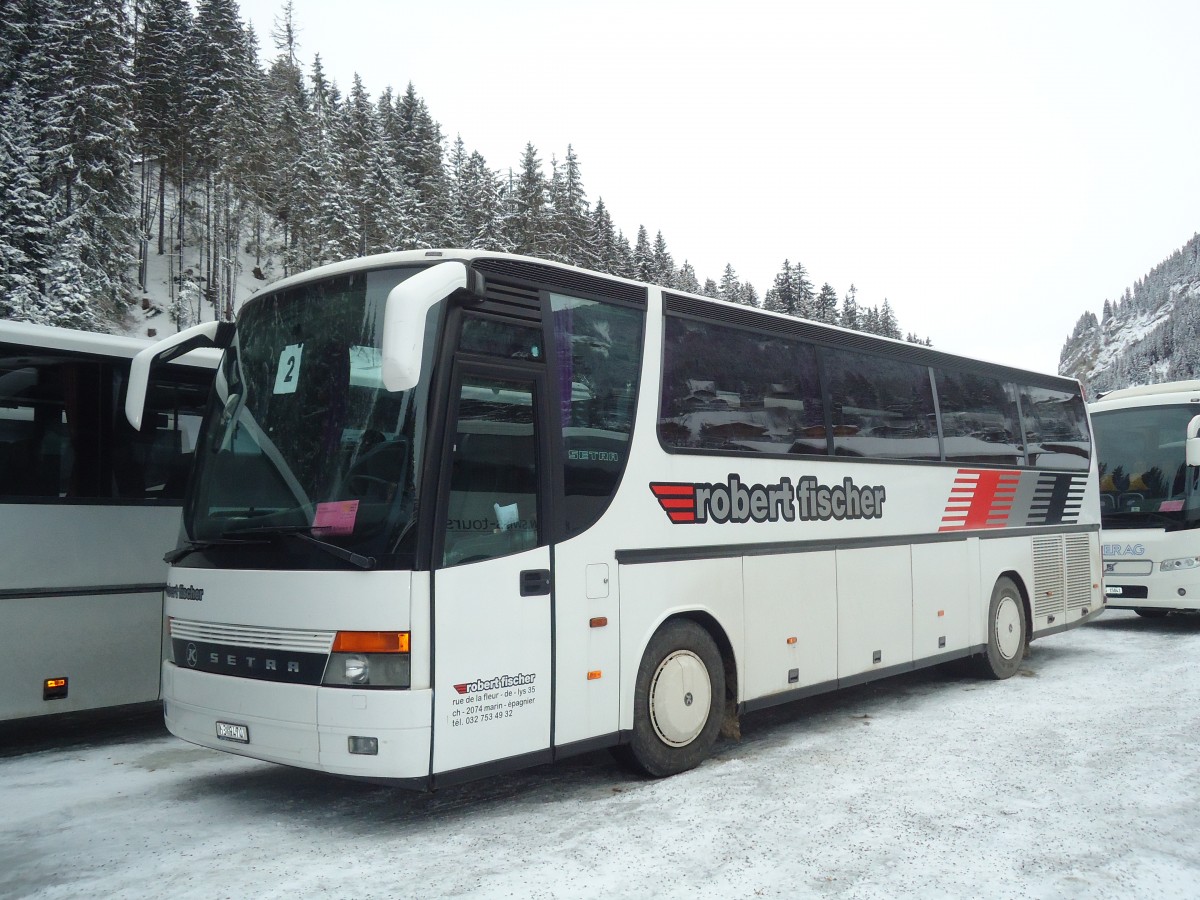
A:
220;525;376;570
164;537;269;564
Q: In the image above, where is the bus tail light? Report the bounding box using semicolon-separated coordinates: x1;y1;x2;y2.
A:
323;631;410;688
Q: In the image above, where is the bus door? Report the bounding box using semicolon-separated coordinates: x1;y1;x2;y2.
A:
431;362;554;777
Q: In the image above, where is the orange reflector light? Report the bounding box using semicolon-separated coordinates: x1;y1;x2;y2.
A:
786;636;798;645
937;610;945;617
587;670;602;680
332;631;410;653
45;678;67;689
589;617;608;628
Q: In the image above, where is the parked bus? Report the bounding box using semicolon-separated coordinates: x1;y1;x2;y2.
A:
1;320;215;721
125;250;1103;787
1089;380;1200;616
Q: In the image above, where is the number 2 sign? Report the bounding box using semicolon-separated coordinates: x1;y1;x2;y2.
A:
273;343;304;394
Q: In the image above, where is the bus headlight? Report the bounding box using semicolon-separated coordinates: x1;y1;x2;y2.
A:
321;632;410;688
1160;557;1200;572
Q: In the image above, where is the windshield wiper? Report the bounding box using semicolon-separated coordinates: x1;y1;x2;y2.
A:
220;525;376;570
164;536;270;564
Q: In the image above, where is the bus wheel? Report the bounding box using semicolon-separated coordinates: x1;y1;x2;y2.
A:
1135;608;1170;618
619;619;725;778
976;576;1026;680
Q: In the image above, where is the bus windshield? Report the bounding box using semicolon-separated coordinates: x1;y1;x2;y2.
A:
1092;403;1200;529
184;266;431;566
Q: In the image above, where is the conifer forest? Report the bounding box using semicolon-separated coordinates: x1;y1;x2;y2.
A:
0;0;929;343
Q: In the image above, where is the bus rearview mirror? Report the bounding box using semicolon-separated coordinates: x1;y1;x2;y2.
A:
125;321;229;430
1186;415;1200;467
381;261;484;392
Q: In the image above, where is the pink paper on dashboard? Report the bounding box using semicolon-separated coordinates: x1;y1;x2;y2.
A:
313;500;359;535
1159;499;1185;512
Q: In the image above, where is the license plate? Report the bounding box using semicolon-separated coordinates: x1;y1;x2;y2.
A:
215;721;250;743
1105;586;1124;596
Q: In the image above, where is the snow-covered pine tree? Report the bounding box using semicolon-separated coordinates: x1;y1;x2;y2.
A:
259;0;307;275
879;299;900;339
840;284;859;330
762;260;796;314
651;231;674;288
813;282;839;324
393;83;448;245
632;226;653;283
43;0;139;328
676;260;700;294
508;142;547;257
718;264;743;305
133;0;192;291
461;150;509;252
0;84;51;320
545;145;590;266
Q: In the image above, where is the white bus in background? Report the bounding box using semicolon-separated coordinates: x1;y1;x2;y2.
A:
126;249;1103;788
0;321;215;722
1089;380;1200;616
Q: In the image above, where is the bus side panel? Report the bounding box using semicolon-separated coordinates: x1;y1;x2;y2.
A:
550;543;621;748
1;590;162;720
911;541;973;658
0;503;181;721
742;552;837;701
616;558;743;729
836;546;913;679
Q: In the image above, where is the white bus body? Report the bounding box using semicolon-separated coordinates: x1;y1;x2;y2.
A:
130;250;1103;787
1089;380;1200;616
0;321;215;721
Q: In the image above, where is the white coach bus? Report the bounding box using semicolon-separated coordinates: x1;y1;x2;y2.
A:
1089;380;1200;616
0;321;214;721
125;250;1103;787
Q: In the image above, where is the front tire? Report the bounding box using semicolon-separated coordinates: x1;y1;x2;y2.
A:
1134;608;1170;618
976;576;1027;680
618;619;725;778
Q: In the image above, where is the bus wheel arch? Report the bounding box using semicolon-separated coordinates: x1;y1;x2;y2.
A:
975;572;1029;680
617;614;734;777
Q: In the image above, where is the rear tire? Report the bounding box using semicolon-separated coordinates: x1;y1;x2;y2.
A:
975;576;1027;680
617;619;725;778
1134;608;1171;618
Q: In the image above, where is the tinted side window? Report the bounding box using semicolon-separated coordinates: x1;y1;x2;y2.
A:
935;370;1024;466
659;316;826;456
824;349;937;459
113;369;210;500
0;352;107;499
1019;384;1089;470
551;293;643;538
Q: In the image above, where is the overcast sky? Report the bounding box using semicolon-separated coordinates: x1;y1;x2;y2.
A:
235;0;1200;375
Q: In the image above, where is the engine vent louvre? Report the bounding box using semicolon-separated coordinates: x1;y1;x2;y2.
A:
1032;535;1067;618
1065;533;1093;610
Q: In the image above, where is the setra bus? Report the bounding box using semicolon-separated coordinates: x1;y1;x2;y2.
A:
0;321;215;721
1089;380;1200;616
124;250;1103;787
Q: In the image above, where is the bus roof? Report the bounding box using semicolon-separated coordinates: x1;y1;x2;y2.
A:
1091;379;1200;407
0;320;219;370
248;248;1080;390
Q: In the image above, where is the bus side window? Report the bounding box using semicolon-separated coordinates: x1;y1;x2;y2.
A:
441;375;540;567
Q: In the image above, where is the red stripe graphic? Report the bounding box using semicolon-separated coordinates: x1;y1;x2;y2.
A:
939;469;1021;531
650;482;698;523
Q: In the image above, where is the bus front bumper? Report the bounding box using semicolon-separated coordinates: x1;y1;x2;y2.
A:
163;662;432;781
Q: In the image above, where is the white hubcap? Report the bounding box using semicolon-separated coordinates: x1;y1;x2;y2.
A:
994;595;1022;661
649;650;712;747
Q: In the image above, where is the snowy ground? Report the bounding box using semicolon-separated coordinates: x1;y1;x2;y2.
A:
3;609;1200;900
